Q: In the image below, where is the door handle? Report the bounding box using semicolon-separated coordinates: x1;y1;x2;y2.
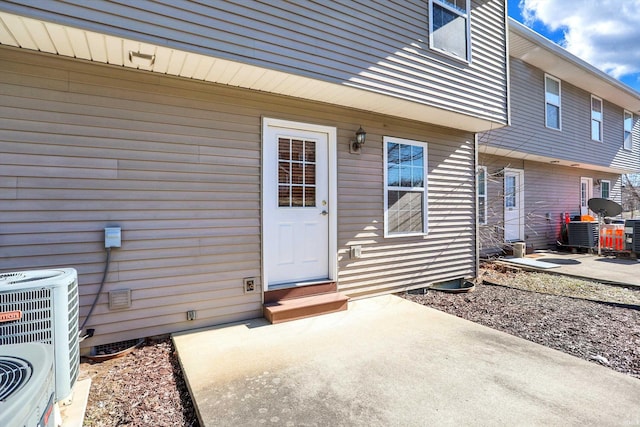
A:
321;210;328;216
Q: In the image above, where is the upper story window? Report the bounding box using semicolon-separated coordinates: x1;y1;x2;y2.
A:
478;166;487;225
545;74;561;130
429;0;471;62
624;110;633;150
591;95;603;142
600;180;610;199
384;136;428;237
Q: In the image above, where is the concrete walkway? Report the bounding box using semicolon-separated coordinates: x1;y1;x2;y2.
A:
173;295;640;426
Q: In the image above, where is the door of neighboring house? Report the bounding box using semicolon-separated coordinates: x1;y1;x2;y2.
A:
504;168;524;242
262;118;337;289
580;177;593;216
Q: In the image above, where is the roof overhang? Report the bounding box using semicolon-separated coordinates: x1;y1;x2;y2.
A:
0;10;502;133
479;145;634;175
509;18;640;114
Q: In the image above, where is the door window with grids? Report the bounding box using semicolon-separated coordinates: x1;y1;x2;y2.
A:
278;137;316;207
384;137;428;236
505;175;516;208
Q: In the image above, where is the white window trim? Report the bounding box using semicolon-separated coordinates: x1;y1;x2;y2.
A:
428;0;472;63
624;110;633;150
383;136;429;238
591;95;603;142
478;166;488;225
600;180;611;199
545;74;562;131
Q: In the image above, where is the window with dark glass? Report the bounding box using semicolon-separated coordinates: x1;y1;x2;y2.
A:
601;180;610;199
624;110;633;150
478;166;487;225
429;0;471;62
591;95;603;142
545;75;561;130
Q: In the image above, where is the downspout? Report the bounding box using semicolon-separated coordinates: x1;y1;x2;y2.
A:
474;133;480;280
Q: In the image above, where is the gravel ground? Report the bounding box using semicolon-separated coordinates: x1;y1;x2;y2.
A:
79;265;640;426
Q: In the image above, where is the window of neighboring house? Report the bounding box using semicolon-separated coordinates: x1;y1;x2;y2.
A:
545;74;561;130
591;95;603;141
429;0;471;62
384;136;428;236
624;110;633;150
601;180;610;199
478;166;487;225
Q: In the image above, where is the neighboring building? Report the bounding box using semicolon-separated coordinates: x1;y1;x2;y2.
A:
478;18;640;254
0;1;509;350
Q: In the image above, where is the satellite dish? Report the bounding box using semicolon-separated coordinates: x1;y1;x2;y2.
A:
587;198;622;217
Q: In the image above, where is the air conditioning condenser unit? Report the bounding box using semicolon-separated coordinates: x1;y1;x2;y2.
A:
0;268;79;403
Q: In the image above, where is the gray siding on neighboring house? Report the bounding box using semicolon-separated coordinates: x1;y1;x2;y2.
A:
479;154;621;251
1;47;476;348
482;58;640;172
0;0;508;125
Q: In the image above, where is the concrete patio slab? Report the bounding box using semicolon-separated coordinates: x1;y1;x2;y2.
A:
502;250;640;287
173;295;640;426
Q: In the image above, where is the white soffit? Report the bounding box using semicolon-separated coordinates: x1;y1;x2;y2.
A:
509;19;640;114
0;10;497;133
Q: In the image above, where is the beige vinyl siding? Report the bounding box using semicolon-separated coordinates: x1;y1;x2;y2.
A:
338;130;476;298
479;154;621;251
483;58;640;173
0;0;508;125
1;47;476;348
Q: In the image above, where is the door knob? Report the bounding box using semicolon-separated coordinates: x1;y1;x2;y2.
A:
321;210;328;216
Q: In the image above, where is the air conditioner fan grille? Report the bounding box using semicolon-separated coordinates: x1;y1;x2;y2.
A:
0;356;32;401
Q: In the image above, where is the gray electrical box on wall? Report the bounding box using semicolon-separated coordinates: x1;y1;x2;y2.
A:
105;227;121;248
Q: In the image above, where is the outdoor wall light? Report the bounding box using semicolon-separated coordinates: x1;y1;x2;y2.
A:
128;51;156;67
349;126;367;154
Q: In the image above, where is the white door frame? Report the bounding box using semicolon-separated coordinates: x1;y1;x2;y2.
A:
580;177;593;216
261;117;338;290
504;168;524;242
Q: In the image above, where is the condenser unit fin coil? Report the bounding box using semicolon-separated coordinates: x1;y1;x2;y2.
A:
567;222;597;248
0;269;79;403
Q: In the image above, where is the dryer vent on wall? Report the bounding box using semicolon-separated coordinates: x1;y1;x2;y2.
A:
0;268;79;403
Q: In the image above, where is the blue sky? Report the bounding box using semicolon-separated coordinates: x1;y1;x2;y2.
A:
507;0;640;93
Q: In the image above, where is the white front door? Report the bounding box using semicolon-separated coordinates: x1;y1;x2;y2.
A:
580;177;593;216
504;168;524;242
262;118;336;289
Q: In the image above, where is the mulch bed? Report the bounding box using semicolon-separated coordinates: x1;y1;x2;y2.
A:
402;281;640;379
80;338;199;427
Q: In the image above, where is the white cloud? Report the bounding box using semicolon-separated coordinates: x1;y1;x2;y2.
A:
520;0;640;79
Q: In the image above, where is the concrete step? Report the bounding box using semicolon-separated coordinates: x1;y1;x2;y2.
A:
263;292;349;324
